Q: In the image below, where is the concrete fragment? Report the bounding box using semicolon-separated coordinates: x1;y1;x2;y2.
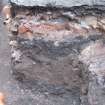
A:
98;18;105;31
11;50;22;62
9;40;18;46
2;5;12;19
80;16;98;29
9;21;19;35
3;18;12;25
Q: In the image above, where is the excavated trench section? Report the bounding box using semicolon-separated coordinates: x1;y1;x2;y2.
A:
5;4;105;105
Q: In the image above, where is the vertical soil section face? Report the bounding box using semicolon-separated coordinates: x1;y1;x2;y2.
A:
4;4;105;105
